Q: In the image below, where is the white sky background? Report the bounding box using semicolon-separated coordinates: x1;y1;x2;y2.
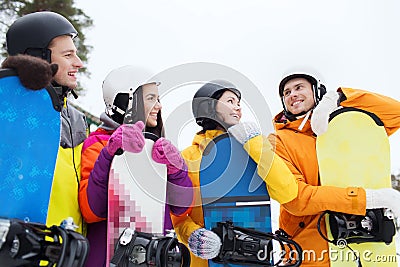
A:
73;0;400;173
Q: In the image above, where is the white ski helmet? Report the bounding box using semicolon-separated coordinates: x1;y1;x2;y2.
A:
102;65;160;119
278;67;327;120
278;67;326;104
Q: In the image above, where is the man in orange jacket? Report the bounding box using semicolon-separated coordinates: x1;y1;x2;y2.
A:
269;70;400;266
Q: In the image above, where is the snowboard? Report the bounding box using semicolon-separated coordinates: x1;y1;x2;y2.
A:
0;69;61;224
106;132;168;265
316;107;397;266
200;133;272;267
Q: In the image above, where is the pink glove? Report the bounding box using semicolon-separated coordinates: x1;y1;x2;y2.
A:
106;121;145;156
152;138;184;174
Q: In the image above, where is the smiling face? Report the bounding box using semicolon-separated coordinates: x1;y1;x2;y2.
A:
142;83;162;127
48;35;83;89
215;90;242;127
282;77;315;115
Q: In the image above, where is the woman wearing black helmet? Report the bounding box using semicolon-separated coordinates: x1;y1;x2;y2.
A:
5;11;87;234
171;80;298;266
191;79;242;131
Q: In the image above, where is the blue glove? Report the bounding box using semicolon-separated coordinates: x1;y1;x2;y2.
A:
188;228;222;259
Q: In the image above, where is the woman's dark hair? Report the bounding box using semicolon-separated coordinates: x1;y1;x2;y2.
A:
197;89;231;134
136;87;164;138
198;118;221;133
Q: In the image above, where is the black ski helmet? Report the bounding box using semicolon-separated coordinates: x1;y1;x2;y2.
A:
6;11;77;62
192;79;241;126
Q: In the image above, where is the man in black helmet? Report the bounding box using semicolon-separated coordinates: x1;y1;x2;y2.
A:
269;69;400;266
5;11;88;234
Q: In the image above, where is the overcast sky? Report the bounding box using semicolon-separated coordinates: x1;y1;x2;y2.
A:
73;0;400;173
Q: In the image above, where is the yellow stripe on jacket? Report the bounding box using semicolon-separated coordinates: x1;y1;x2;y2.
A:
46;144;85;234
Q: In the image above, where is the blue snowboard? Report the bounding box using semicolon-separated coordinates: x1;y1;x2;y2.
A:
200;133;272;267
0;69;60;224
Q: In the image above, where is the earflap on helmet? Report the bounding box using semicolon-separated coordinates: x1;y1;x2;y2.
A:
24;48;52;63
6;11;77;62
315;83;327;104
192;79;241;127
109;92;136;125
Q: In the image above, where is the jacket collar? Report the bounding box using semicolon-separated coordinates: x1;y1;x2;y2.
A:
99;112;120;131
192;129;225;154
273;110;315;135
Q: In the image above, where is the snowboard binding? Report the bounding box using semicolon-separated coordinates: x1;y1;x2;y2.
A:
110;228;190;267
0;217;89;267
211;221;303;267
318;208;396;245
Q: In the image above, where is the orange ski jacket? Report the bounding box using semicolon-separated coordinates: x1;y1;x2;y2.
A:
269;87;400;266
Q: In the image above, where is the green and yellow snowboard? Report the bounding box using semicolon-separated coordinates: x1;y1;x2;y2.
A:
316;107;397;266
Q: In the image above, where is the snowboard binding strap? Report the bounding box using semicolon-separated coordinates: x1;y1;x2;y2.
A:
0;217;89;267
317;208;396;245
317;209;396;267
111;228;190;267
211;221;303;266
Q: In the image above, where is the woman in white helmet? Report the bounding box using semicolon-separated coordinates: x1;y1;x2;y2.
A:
78;65;193;266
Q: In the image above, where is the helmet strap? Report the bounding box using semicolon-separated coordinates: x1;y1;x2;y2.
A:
281;96;298;121
122;88;138;124
313;83;327;105
281;83;323;122
112;106;126;117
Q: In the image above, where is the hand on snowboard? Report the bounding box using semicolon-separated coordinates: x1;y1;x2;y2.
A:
1;54;58;90
311;90;340;136
366;188;400;218
152;138;185;174
188;228;222;259
106;121;145;156
228;121;261;144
